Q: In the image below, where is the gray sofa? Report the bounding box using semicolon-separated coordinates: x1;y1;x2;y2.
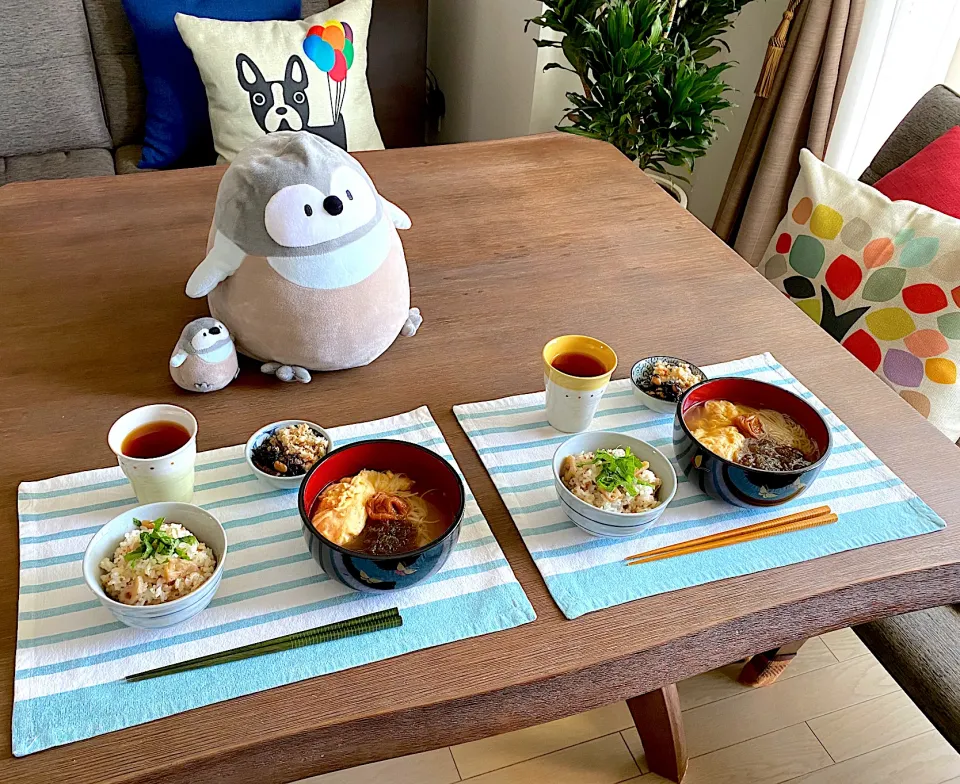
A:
853;84;960;751
0;0;426;186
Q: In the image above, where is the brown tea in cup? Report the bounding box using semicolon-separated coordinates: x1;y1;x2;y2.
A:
121;421;191;459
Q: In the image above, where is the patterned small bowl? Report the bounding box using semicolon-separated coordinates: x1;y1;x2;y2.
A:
298;440;465;592
245;420;333;491
553;431;678;538
631;356;707;414
673;377;832;508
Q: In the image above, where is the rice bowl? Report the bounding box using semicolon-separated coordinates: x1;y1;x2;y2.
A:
83;501;227;629
553;432;677;538
99;518;217;606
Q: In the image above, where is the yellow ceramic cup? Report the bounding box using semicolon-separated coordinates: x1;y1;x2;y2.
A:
542;335;618;432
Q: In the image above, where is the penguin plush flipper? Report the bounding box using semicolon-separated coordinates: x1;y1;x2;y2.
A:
186;231;248;298
382;198;411;230
170;351;188;368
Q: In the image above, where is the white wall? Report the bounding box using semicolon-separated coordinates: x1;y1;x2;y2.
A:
427;0;543;143
427;0;784;226
943;34;960;91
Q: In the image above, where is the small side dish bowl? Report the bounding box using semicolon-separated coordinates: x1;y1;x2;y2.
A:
82;501;227;629
553;431;677;538
673;377;832;508
631;356;707;414
245;420;333;491
298;440;465;593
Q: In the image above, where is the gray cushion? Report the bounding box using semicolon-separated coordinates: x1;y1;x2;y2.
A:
301;0;330;15
83;0;146;148
860;85;960;185
856;606;960;750
0;0;111;157
1;149;114;185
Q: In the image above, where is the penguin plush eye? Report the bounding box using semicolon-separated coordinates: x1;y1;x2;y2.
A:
346;190;353;201
265;183;330;247
252;93;266;107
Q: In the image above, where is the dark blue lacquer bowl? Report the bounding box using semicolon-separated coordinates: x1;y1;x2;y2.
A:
297;439;464;592
673;377;832;508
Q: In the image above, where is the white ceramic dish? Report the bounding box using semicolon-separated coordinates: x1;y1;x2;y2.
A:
245;420;333;491
82;501;227;629
553;431;678;538
630;356;706;414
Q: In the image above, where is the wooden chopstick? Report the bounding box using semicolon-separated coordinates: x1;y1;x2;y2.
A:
626;512;838;566
125;607;402;682
625;505;832;563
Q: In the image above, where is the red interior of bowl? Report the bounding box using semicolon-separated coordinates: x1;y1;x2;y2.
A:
681;378;831;457
301;440;464;530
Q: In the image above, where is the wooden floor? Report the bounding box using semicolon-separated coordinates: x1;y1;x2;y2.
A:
296;629;960;784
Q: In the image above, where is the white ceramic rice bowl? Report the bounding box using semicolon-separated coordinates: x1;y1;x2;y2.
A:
82;501;227;629
553;431;678;538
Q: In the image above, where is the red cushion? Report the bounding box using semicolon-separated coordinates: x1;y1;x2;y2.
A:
873;126;960;219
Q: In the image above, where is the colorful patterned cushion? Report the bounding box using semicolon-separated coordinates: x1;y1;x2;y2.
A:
760;150;960;441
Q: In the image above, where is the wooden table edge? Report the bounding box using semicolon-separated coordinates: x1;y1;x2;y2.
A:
19;556;952;784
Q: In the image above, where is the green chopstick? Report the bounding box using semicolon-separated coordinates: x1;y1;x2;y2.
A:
125;607;402;682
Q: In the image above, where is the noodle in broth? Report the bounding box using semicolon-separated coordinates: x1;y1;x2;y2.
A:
684;400;819;471
310;470;450;556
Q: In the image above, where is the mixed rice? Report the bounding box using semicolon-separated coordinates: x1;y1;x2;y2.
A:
560;447;662;513
99;518;216;606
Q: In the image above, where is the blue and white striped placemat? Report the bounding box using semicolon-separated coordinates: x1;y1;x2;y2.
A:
14;406;535;756
454;353;945;619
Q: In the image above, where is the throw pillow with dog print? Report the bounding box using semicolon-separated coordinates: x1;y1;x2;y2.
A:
175;0;383;160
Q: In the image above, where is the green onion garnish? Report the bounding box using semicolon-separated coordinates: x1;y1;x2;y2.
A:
124;518;196;564
582;447;653;498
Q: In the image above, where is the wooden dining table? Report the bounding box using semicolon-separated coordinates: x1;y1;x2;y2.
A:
2;134;960;784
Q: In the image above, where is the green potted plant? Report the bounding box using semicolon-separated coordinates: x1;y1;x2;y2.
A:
527;0;755;207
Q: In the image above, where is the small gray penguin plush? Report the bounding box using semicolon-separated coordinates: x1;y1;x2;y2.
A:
170;318;239;393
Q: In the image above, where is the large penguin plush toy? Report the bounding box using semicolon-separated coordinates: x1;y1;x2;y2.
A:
186;131;421;383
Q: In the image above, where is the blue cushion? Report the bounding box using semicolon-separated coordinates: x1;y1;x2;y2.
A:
122;0;302;169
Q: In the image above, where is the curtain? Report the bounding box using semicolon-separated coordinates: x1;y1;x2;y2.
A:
825;0;960;177
713;0;866;267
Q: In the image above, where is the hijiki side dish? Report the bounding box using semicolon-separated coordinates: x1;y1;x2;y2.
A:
637;360;702;402
560;447;663;513
252;423;329;476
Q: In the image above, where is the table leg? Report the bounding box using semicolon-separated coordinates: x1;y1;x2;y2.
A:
738;639;806;687
627;684;687;783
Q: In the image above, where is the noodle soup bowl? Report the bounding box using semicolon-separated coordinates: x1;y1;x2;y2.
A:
673;377;832;509
298;439;465;593
553;432;678;538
